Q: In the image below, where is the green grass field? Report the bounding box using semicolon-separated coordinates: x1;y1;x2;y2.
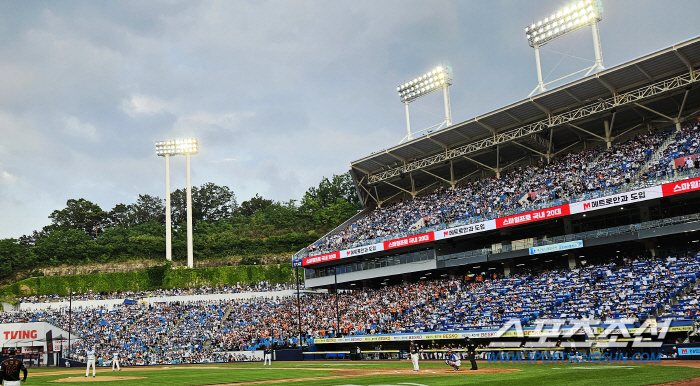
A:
23;361;700;386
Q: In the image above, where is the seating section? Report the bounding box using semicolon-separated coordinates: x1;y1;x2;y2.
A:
2;253;698;364
309;128;677;256
644;122;700;179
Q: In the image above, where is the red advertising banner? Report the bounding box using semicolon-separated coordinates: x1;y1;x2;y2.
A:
383;232;435;250
302;251;340;266
495;204;571;228
662;176;700;196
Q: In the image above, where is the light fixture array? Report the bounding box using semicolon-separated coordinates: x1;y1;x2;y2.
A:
525;0;602;47
156;138;199;156
397;66;451;103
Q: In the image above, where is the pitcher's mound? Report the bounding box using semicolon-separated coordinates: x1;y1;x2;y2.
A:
51;376;146;382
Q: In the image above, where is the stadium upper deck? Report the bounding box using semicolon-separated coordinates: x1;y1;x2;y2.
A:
350;36;700;207
296;36;700;289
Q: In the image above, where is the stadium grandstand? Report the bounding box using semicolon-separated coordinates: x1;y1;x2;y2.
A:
4;37;700;369
295;35;700;293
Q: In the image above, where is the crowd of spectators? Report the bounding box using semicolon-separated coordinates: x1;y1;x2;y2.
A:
0;251;698;365
308;129;674;256
644;122;700;180
19;282;302;304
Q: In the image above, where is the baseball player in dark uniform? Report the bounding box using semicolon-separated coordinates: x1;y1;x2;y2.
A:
409;340;420;371
466;337;478;370
263;345;272;366
0;348;27;386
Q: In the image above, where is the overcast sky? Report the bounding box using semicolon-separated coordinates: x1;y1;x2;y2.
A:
0;0;698;239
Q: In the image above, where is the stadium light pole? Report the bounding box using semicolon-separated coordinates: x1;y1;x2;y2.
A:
526;0;604;96
156;138;199;268
67;291;72;359
295;267;302;350
334;268;340;338
397;65;452;143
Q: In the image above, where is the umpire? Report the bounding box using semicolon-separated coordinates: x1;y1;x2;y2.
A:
0;348;27;385
465;337;478;370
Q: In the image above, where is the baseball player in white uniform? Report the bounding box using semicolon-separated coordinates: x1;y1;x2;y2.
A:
85;347;96;377
111;351;121;371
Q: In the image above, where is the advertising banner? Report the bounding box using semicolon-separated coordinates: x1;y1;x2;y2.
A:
342;243;384;258
569;186;662;214
662;176;700;196
302;177;700;267
302;251;340;266
678;347;700;356
495;204;570;228
529;240;583;255
383;232;434;250
434;220;496;241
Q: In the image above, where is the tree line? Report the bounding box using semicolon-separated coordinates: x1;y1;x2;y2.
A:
0;173;361;280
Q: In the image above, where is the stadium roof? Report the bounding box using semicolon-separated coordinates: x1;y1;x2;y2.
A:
351;35;700;207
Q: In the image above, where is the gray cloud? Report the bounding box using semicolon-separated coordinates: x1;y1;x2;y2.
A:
0;0;698;238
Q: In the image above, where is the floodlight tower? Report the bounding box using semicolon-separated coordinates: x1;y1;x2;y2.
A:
156;138;199;268
526;0;604;96
397;65;452;143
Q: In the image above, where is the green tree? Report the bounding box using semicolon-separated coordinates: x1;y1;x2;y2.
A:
239;194;273;217
48;199;108;238
193;183;237;222
0;239;36;276
33;229;97;265
304;173;361;209
131;194;165;225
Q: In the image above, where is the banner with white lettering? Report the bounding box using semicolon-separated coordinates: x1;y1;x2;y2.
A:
0;322;69;352
434;220;496;241
302;251;340;266
529;240;583;255
495;204;570;228
383;232;434;250
570;186;662;214
662;176;700;197
341;243;384;258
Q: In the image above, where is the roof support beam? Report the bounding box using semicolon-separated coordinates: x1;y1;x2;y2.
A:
501;155;528;171
564;89;582;103
634;64;653;81
383;180;413;196
512;141;547;157
462;156;496;171
359;184;378;206
352;165;371;175
568;123;606;141
504;111;523;123
420;168;452;185
596;76;617;95
475;119;497;134
454;169;480;185
426;135;450;149
612;122;644;141
385;151;406;163
674;49;694;74
634;103;675;122
415;181;439;196
678;88;691;120
529;99;551;115
553;140;582;156
375;188;402;208
683;107;700;122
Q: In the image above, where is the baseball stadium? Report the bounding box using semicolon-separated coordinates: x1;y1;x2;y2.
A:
2;1;700;386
